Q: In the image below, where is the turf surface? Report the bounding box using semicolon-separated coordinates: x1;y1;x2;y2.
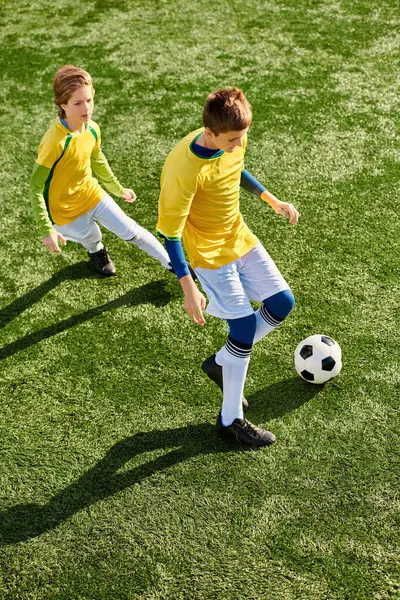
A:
0;0;399;598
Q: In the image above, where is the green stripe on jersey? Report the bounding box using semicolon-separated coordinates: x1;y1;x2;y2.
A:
43;134;72;222
89;126;98;142
157;230;182;242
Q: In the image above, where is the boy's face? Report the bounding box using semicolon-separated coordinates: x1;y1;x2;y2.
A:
61;85;94;123
205;127;248;153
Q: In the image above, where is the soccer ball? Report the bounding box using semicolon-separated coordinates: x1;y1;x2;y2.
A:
294;334;342;384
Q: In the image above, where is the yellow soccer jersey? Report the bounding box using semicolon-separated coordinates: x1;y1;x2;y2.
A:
36;119;106;225
157;128;259;269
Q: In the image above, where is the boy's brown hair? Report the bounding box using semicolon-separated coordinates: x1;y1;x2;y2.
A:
203;87;252;134
53;65;94;118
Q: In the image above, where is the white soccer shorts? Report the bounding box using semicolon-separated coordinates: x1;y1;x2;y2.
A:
194;243;290;320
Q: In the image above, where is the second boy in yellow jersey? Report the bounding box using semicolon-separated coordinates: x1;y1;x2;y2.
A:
36;116;110;225
158;88;299;448
30;65;171;276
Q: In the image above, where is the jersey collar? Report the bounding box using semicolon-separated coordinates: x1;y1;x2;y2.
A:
59;117;88;133
189;132;224;159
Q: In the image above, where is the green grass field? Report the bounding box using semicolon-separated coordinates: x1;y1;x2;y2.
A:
1;0;399;598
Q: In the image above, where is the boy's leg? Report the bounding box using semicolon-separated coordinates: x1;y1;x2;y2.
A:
216;316;255;425
93;196;171;268
54;212;116;276
195;261;275;447
253;289;295;344
200;243;293;423
198;260;253;410
215;328;275;446
54;212;102;253
239;244;294;343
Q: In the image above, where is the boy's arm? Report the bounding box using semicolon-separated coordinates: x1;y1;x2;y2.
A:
157;169;206;325
162;237;191;279
90;147;125;197
240;168;267;197
29;163;56;238
240;169;299;224
160;236;205;325
30;164;66;253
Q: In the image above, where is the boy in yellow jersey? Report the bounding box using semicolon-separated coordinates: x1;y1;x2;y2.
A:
30;65;171;276
157;88;299;448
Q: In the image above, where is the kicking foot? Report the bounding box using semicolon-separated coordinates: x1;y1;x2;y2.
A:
202;354;249;411
88;247;116;276
216;412;276;447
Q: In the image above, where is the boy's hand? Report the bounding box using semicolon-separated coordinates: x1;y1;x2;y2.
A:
122;188;137;203
272;200;299;224
261;191;299;224
184;287;206;326
180;274;206;326
42;231;67;253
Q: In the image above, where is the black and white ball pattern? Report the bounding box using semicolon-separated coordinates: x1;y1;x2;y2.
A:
294;334;342;384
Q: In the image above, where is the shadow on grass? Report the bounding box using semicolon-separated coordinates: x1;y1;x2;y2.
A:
0;266;171;360
247;376;323;421
0;422;244;545
0;262;97;330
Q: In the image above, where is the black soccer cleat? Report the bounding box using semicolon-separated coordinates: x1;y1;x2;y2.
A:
168;263;197;281
202;354;249;410
216;412;276;447
88;247;116;276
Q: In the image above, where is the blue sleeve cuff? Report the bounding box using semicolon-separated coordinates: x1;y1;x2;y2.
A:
163;238;190;280
240;169;267;197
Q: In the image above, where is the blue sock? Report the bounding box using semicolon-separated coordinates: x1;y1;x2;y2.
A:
216;313;256;366
254;289;295;344
227;313;256;345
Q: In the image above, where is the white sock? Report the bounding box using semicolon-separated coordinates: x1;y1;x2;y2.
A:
253;303;281;344
219;339;252;426
128;226;171;268
215;345;226;366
